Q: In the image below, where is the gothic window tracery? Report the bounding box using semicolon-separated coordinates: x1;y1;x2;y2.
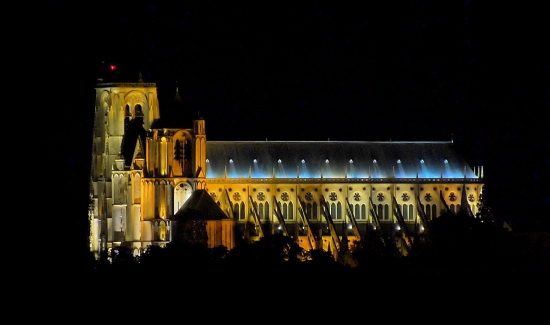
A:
281;191;289;201
233;202;246;220
354;204;367;219
305;202;318;220
257;191;265;201
233;192;242;201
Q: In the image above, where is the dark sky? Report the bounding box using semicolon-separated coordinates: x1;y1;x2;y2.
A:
37;1;549;252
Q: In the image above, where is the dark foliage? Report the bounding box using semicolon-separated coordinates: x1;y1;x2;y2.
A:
407;210;536;275
350;228;401;266
86;214;548;287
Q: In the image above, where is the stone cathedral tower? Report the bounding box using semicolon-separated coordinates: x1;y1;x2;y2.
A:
88;81;210;259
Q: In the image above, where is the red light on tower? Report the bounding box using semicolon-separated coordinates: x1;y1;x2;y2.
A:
110;65;117;71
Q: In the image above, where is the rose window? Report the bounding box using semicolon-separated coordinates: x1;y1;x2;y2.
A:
424;193;432;202
354;192;361;201
233;192;241;201
305;192;313;201
210;192;217;201
377;193;385;202
449;192;457;202
257;191;265;201
401;193;410;201
468;194;475;202
329;191;338;201
281;191;289;201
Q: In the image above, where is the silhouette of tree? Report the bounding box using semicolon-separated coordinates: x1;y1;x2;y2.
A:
222;234;307;274
109;245;139;272
409;209;513;274
210;245;230;263
308;249;335;265
349;228;400;267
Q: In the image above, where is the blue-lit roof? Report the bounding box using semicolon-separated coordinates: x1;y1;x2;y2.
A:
205;141;478;179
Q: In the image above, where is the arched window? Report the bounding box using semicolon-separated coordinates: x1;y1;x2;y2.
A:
330;203;336;219
306;202;318;220
240;202;245;220
160;137;168;176
288;202;294;220
135;104;143;116
313;202;318;220
115;174;126;205
259;203;265;220
233;203;239;219
264;202;270;221
134;173;141;203
426;204;431;220
357;204;362;220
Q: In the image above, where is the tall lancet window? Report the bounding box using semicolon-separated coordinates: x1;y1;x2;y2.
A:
174;140;183;167
160;137;168;176
134;173;141;203
135;104;143;117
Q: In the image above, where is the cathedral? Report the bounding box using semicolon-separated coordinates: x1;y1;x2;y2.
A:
88;80;484;260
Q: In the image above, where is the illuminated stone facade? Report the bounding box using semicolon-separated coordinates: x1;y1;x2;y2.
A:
88;82;484;260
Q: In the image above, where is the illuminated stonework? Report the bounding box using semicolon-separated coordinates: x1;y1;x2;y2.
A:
88;81;484;260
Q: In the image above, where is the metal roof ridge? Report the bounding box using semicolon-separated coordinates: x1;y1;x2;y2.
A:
207;140;454;144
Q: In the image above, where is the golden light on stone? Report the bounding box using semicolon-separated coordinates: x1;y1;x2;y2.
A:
88;82;484;260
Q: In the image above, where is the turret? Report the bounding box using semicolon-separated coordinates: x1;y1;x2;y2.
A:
193;114;206;186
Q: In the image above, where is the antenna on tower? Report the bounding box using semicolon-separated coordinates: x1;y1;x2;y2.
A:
138;71;143;83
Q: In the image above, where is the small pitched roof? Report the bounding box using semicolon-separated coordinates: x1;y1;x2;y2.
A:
133;135;145;160
171;189;229;220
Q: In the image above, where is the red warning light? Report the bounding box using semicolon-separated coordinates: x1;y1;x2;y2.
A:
110;65;117;71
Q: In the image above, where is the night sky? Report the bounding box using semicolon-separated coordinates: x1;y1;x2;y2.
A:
37;1;549;254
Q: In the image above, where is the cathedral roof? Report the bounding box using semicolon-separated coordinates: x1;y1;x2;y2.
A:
171;189;229;220
205;141;479;180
